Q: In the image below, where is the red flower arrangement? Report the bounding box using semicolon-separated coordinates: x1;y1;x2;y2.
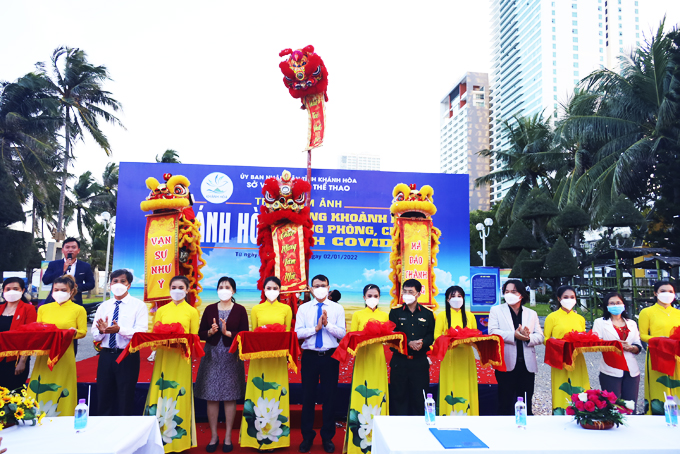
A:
566;389;634;429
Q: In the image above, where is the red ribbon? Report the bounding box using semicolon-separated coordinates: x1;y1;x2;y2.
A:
648;328;680;375
430;329;506;371
545;331;627;371
563;330;601;343
332;321;407;363
446;326;483;338
152;322;185;334
15;322;58;332
254;323;287;333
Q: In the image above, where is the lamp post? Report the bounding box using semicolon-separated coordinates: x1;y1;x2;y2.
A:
476;218;494;267
101;212;116;302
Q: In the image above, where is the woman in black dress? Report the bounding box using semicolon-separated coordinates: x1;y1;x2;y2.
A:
195;276;249;452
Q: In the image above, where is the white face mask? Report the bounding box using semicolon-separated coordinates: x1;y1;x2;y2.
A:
314;287;329;300
657;292;676;304
365;297;379;309
265;289;280;302
52;291;71;304
3;290;23;303
561;298;577;311
449;297;464;309
217;289;233;302
110;283;129;297
402;294;416;304
170;289;186;302
504;293;521;305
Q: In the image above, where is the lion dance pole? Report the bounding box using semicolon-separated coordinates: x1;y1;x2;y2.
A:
140;173;205;311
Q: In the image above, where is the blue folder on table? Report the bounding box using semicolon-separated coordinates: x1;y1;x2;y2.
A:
429;428;489;449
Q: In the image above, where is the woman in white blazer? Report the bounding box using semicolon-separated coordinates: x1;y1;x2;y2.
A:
592;292;642;406
488;280;544;415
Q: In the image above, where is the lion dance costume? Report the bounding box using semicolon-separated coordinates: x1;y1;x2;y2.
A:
256;170;314;317
279;45;328;150
140;172;205;309
388;183;441;310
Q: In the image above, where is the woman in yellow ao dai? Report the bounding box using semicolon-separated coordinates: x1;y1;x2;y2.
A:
543;285;589;414
239;276;293;450
434;286;478;416
344;284;390;454
144;276;199;453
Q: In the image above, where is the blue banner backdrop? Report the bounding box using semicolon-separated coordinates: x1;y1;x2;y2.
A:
113;163;470;315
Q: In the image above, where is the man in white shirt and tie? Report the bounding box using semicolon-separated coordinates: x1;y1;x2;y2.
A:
91;269;148;416
295;275;346;453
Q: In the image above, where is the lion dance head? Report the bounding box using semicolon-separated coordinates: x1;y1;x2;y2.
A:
279;45;329;102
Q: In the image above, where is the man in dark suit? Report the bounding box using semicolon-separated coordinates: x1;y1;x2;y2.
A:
42;237;95;306
42;237;95;356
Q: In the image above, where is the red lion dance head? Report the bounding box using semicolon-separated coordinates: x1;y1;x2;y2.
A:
256;170;314;316
279;45;328;103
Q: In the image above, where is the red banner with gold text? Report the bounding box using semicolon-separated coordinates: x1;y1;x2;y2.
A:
303;93;325;150
272;223;308;293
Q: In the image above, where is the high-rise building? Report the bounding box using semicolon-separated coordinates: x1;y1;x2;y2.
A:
337;154;380;171
439;72;491;212
488;0;642;204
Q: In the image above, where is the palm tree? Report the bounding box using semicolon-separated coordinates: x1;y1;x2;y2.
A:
156;149;181;163
64;171;102;239
475;113;562;226
554;21;677;223
40;46;124;240
90;162;118;216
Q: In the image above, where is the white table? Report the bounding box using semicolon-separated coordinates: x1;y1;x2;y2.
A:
372;415;678;454
0;416;163;454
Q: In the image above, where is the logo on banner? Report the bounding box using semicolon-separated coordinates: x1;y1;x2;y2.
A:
201;172;234;203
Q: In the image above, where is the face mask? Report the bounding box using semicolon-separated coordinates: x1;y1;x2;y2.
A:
314;287;329;300
366;297;379;309
3;290;23;303
504;293;520;305
265;289;280;302
52;291;71;304
110;283;129;297
657;292;676;304
403;294;416;304
608;305;625;316
217;289;233;301
170;289;186;301
561;298;577;311
449;297;464;309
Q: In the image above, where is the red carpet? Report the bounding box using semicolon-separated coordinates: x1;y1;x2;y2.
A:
76;346;497;385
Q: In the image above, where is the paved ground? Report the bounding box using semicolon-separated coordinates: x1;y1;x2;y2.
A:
49;318;646;416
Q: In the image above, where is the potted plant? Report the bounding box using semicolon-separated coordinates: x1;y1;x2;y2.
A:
566;389;634;430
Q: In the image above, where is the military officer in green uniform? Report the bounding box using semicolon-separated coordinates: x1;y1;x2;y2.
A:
388;278;436;415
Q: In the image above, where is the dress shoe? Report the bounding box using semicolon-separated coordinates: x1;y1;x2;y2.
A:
206;439;219;453
322;439;335;453
299;439;313;453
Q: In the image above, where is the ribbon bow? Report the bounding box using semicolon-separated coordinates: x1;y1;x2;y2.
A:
152;322;185;334
16;322;58;332
446;326;483;338
563;330;601;343
362;319;396;336
254;323;287;333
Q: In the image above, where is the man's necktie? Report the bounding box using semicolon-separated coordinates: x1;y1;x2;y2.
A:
315;302;324;349
109;301;122;349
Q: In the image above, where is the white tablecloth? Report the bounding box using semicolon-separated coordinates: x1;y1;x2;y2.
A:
372;415;679;454
0;416;163;454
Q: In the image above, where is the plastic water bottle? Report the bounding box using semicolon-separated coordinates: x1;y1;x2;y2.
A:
515;397;527;429
74;399;88;431
664;396;678;427
425;393;436;425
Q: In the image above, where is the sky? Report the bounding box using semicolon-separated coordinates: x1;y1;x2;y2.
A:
2;1;679;219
